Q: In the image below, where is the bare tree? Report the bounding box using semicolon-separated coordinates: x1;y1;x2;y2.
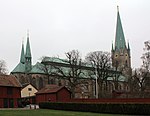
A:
85;51;112;98
138;40;150;97
140;40;150;96
39;56;57;84
141;40;150;72
0;59;8;74
54;50;85;98
131;69;149;98
130;41;150;97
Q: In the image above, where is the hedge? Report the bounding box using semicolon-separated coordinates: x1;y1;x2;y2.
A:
39;102;150;115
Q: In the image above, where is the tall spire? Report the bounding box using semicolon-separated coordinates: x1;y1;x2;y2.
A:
20;40;25;64
25;30;32;58
111;6;132;77
25;30;32;72
115;6;126;50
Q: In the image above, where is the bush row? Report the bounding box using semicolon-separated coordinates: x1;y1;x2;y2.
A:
39;102;150;115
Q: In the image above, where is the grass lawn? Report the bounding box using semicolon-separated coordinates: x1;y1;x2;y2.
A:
0;109;131;116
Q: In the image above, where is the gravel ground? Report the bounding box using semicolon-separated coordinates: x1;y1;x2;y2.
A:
0;104;39;110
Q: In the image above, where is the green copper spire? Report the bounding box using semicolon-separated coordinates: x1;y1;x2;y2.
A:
20;42;25;64
25;31;32;58
115;6;126;50
25;31;32;72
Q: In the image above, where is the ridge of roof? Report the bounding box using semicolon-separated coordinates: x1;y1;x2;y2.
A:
36;85;70;94
22;83;38;90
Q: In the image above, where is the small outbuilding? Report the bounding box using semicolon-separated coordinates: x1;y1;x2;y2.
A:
0;74;22;108
21;83;38;104
36;85;71;104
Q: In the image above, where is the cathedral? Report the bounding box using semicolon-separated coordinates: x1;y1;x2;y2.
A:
11;7;132;98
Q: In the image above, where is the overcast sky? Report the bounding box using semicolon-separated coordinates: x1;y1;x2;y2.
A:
0;0;150;73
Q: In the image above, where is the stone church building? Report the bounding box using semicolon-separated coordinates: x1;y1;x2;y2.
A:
11;7;131;98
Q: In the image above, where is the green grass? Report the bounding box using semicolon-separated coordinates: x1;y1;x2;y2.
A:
0;109;131;116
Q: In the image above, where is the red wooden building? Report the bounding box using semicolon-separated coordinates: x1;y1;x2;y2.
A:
36;85;71;104
0;74;22;108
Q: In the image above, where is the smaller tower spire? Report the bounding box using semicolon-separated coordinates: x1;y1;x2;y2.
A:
20;40;25;64
117;5;119;12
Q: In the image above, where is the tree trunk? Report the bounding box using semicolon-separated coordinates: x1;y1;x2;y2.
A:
98;81;103;98
70;86;76;98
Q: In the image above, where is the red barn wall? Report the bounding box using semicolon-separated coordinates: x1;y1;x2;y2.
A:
45;94;57;102
57;88;71;102
36;88;71;104
0;86;21;108
0;99;3;108
13;88;21;98
36;94;45;104
36;93;57;104
0;87;21;98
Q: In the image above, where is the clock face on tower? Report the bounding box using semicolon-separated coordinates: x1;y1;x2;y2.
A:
115;54;118;58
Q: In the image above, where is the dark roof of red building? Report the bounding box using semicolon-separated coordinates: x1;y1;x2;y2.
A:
36;85;70;94
0;74;22;87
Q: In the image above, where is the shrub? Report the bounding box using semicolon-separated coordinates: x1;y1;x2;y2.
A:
39;102;150;115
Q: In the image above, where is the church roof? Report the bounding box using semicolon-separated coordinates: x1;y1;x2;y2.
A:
30;62;45;74
30;57;123;81
42;57;69;64
107;75;128;82
29;57;91;78
114;6;126;50
11;62;25;73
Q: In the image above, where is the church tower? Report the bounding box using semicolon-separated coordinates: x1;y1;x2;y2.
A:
25;32;32;72
111;6;132;77
11;33;32;84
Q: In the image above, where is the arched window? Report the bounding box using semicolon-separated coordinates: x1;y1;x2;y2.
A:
32;77;36;88
118;84;122;90
125;60;128;67
58;80;62;86
50;79;54;84
39;77;43;89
